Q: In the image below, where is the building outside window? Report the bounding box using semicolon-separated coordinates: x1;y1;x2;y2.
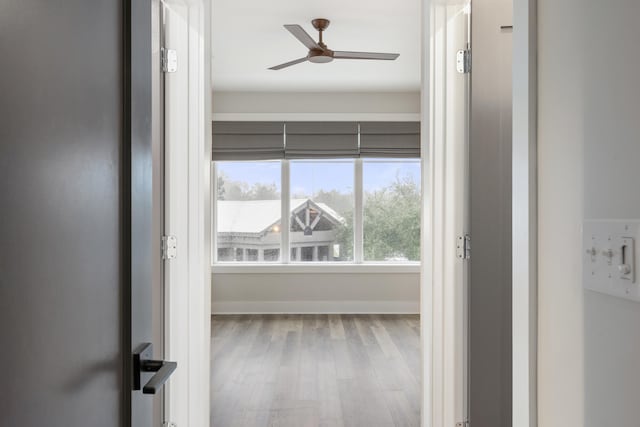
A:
216;161;282;262
290;160;354;262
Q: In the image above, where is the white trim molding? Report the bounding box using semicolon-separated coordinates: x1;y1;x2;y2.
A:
421;0;433;424
512;0;538;426
422;1;472;426
211;300;420;314
163;0;211;426
212;113;421;122
211;263;420;274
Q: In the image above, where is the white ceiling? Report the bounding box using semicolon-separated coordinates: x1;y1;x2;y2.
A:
211;0;421;92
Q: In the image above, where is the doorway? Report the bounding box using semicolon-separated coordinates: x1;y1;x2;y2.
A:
163;0;530;425
206;0;470;426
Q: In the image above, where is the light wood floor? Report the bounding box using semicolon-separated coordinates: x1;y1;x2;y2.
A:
211;314;421;427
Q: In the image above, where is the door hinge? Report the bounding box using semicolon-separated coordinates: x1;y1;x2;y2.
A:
456;421;470;427
456;49;471;74
457;234;471;260
161;47;177;73
162;235;177;260
163;423;177;427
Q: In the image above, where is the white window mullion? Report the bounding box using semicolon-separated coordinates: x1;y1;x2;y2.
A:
211;162;218;264
281;159;290;263
354;158;364;263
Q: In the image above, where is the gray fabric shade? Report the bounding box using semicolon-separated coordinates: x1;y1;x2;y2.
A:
359;122;421;158
212;121;285;160
211;121;420;160
285;122;359;159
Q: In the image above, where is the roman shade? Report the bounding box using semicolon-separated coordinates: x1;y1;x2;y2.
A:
359;122;421;158
212;121;285;160
212;121;421;161
285;122;359;159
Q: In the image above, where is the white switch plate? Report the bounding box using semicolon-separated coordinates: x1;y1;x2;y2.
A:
583;220;640;301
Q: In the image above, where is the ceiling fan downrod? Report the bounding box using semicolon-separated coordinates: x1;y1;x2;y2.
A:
311;18;330;48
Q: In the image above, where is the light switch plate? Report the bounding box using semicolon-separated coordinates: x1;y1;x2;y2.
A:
583;220;640;301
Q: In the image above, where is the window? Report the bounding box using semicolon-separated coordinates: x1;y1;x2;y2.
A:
363;159;421;262
214;158;421;265
215;161;281;262
290;160;354;262
212;120;422;265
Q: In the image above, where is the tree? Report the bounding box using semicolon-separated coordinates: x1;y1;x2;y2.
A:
217;173;226;200
311;189;354;261
218;174;280;201
247;183;279;200
363;176;420;261
313;189;354;215
333;210;354;260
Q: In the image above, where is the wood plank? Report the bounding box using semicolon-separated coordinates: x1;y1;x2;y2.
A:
329;314;346;340
211;314;420;427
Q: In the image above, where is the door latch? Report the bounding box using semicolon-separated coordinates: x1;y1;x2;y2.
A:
133;343;177;394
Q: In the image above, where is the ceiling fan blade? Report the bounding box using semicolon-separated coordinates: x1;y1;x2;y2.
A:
333;51;400;60
268;57;308;70
284;24;322;50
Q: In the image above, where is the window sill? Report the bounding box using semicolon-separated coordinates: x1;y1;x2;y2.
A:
211;262;421;275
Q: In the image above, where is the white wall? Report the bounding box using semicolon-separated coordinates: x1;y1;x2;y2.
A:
212;90;420;120
211;270;419;313
538;0;640;425
211;91;421;314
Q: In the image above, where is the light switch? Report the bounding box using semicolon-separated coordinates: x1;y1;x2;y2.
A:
583;220;640;302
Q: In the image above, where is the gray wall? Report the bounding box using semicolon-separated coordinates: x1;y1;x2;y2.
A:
581;1;640;425
211;271;419;313
538;0;640;425
469;0;513;425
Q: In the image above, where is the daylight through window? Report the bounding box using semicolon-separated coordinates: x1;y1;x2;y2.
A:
214;159;421;264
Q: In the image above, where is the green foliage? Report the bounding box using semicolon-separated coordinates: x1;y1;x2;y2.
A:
333;210;354;260
218;172;280;201
363;177;420;261
313;190;354;216
248;183;280;200
217;174;226;200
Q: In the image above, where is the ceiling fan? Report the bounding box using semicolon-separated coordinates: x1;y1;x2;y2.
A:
269;18;400;70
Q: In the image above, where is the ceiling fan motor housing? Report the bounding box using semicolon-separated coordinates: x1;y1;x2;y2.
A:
308;48;333;63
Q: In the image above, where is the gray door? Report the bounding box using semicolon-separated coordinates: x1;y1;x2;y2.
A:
469;0;513;425
0;0;167;426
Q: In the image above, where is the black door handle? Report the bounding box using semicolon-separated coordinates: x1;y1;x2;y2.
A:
133;343;177;395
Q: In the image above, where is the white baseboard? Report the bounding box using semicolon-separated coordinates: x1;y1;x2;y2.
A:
211;300;419;314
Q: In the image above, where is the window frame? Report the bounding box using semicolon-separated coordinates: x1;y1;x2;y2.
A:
211;158;421;269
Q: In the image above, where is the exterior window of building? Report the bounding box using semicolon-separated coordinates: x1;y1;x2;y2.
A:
215;161;281;262
246;249;258;261
363;159;421;262
289;160;354;262
217;248;233;261
263;249;280;261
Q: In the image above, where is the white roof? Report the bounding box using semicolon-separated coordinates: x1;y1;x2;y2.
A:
217;198;343;234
